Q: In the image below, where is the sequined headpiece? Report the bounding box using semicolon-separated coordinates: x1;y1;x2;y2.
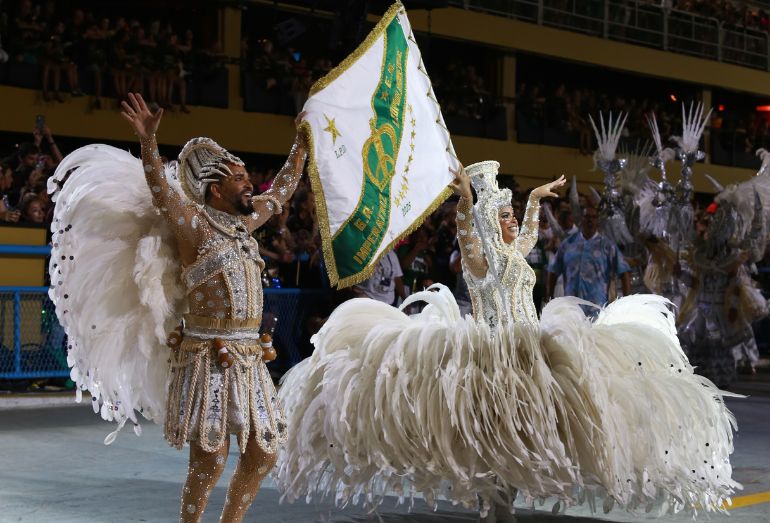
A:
177;137;245;203
467;161;512;246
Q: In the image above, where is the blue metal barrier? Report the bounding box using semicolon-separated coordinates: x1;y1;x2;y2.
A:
0;286;68;379
0;245;52;256
0;284;330;379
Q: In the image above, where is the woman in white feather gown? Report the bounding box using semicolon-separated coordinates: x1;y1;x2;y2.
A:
275;161;739;520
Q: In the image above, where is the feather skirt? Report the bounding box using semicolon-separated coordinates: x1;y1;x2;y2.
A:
276;286;739;515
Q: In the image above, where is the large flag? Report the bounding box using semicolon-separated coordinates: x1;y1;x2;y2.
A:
299;1;459;288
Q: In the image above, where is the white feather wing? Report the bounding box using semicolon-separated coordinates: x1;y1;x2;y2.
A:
48;144;185;431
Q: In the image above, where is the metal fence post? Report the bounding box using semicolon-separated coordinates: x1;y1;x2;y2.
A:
603;0;609;39
13;290;21;374
766;32;770;71
716;20;722;62
690;12;694;50
537;0;543;25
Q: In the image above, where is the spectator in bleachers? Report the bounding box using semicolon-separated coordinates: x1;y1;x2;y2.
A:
41;21;77;102
110;28;134;104
258;221;296;287
397;224;435;294
32;123;63;168
0;122;62;227
18;194;45;225
10;142;39;205
353;249;406;305
432;200;459;289
167;31;190;113
449;240;472;316
82;15;112;108
154;28;178;110
197;40;227;85
287;187;315;234
135;25;157;104
1;161;21;223
15;163;46;206
10;0;44;64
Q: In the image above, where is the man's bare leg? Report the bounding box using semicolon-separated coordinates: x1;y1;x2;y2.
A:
179;438;230;522
219;432;277;523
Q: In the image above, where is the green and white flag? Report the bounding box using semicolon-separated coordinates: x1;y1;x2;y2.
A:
299;2;459;288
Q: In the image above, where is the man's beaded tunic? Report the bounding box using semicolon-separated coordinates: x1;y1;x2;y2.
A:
139;134;306;453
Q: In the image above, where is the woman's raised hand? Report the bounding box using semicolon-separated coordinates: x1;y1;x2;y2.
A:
531;175;567;199
449;163;472;198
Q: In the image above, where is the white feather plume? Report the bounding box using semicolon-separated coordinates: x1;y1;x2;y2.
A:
277;285;739;515
590;112;628;164
672;102;711;154
647;112;665;156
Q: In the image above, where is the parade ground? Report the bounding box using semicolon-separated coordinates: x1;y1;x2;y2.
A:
2;377;769;523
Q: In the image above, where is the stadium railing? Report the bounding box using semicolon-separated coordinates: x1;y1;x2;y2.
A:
453;0;770;71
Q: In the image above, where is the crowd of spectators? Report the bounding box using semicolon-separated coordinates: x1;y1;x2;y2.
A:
239;33;501;124
671;0;770;31
0;125;61;227
240;35;334;114
0;1;504;135
1;0;226;111
516;81;685;155
711;107;770;152
433;62;497;122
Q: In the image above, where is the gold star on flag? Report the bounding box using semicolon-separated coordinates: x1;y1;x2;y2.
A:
323;115;342;145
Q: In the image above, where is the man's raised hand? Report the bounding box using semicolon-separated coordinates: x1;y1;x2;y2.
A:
120;93;163;140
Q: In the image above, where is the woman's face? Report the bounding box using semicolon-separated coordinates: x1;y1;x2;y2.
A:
498;205;518;244
28;168;44;189
25;201;45;223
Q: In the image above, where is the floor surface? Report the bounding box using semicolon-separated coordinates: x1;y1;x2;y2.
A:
1;378;769;523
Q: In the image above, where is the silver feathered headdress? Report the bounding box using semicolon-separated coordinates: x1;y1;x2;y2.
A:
589;112;633;246
466;161;511;246
177;137;245;203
